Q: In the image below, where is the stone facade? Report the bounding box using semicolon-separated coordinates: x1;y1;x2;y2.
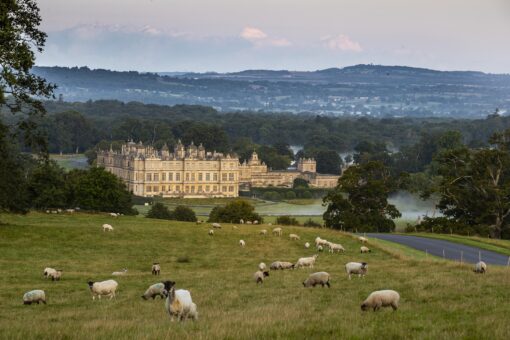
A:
97;141;340;198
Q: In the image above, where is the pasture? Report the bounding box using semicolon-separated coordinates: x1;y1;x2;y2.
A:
1;212;510;339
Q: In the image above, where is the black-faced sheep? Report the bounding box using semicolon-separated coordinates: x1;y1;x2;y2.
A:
48;269;63;281
87;279;118;300
163;281;198;322
239;240;246;247
253;270;270;284
360;246;371;253
43;267;57;278
473;261;487;274
303;272;330;288
361;290;400;311
152;263;161;275
345;262;368;280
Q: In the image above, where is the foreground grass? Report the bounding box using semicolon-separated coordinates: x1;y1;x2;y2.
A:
1;213;510;339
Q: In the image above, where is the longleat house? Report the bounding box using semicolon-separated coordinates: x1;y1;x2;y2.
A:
96;141;340;198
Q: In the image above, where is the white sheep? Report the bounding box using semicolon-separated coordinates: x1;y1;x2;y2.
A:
239;240;246;247
272;227;282;236
254;220;259;225
88;279;118;300
48;269;63;281
163;281;198;322
23;290;46;305
253;270;270;284
240;219;244;224
345;262;368;280
360;246;371;253
270;261;295;270
152;263;161;275
109;212;118;217
260;229;267;235
232;225;238;230
361;290;400;312
303;272;331;288
43;267;57;278
327;242;345;253
317;245;324;252
258;262;267;271
102;224;114;232
315;236;329;248
66;209;75;213
304;242;310;248
212;223;222;229
474;261;487;274
208;229;214;236
289;233;300;240
295;254;318;269
359;236;368;243
112;268;127;276
141;282;167;300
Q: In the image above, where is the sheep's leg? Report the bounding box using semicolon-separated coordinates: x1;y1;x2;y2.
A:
391;303;398;311
326;282;330;288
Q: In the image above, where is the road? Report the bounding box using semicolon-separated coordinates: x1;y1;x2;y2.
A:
366;233;509;266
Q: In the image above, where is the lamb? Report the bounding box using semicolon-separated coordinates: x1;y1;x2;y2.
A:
152;263;161;275
361;290;400;312
258;262;267;271
212;223;222;229
239;240;246;247
359;236;368;243
112;268;128;276
102;224;114;232
43;267;57;278
295;255;318;269
272;227;282;236
328;243;345;253
305;242;310;248
289;233;300;240
208;229;214;236
260;229;268;235
360;246;371;253
141;282;167;300
23;290;46;305
473;261;487;274
163;281;198;322
87;279;118;300
345;262;368;280
315;236;329;248
270;261;295;270
48;269;63;281
253;270;270;284
303;272;331;288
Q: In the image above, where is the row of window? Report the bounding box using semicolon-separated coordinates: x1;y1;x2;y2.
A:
143;172;236;182
145;185;236;194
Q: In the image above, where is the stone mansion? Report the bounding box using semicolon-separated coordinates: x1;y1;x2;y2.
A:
96;141;340;198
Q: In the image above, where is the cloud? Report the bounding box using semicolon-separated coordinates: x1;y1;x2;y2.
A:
240;27;267;41
240;26;291;47
321;34;362;52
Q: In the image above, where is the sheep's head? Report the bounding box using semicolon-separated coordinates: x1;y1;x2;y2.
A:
361;303;369;311
163;280;176;291
361;262;368;269
263;271;269;277
87;281;94;288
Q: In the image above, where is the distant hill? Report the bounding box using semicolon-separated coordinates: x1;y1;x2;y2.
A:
33;65;510;117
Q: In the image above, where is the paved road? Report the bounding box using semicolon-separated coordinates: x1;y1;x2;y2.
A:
366;233;509;266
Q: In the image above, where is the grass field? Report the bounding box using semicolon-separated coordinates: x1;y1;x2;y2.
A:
1;213;510;339
49;154;89;171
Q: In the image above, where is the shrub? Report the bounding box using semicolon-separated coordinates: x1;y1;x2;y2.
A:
276;215;300;226
293;178;309;189
262;191;282;201
285;191;297;199
304;218;322;227
146;202;173;219
208;200;262;223
301;191;312;199
172;205;197;222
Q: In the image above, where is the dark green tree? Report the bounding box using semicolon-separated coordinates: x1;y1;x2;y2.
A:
172;205;197;222
315;149;342;174
208;200;262;223
146;202;173;219
27;160;67;209
293;178;309;189
323;161;401;232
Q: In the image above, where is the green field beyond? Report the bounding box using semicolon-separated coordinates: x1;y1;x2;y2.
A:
1;213;509;339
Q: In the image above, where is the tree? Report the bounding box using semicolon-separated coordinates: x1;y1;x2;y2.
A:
172;205;197;222
315;149;342;174
208;200;262;223
293;178;309;189
276;216;299;226
146;202;173;219
26;160;67;209
323;161;401;232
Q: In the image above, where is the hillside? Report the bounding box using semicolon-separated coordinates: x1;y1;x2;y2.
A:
1;213;510;338
33;65;510;117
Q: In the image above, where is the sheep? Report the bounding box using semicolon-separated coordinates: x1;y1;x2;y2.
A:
315;236;329;248
305;242;310;248
240;219;244;224
303;272;331;288
253;220;259;225
141;282;167;300
253;270;270;284
66;209;75;213
289;233;300;240
48;269;63;281
109;212;118;217
295;254;318;269
212;223;222;229
270;261;295;270
208;229;214;236
345;262;368;280
272;227;282;236
23;290;46;305
163;281;198;322
317;245;324;252
360;246;371;253
328;243;345;253
196;221;203;225
87;279;118;300
232;225;238;230
43;267;57;278
152;263;161;275
361;290;400;312
239;240;246;247
112;268;128;276
359;236;368;243
260;229;267;235
473;261;487;274
246;221;253;225
102;224;114;232
258;262;267;271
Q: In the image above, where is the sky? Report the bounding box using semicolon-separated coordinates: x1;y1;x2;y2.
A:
36;0;510;73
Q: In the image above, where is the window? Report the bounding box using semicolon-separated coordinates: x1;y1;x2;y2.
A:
191;173;195;181
162;185;166;192
191;186;195;193
153;186;159;192
222;186;227;192
206;185;210;192
213;185;217;191
206;173;210;181
176;173;180;181
146;186;152;192
198;173;203;181
213;173;218;181
185;173;190;181
176;185;180;192
146;173;152;181
169;172;173;181
229;173;234;181
198;185;202;192
154;173;159;181
222;173;227;181
162;173;166;181
229;186;234;192
185;186;189;193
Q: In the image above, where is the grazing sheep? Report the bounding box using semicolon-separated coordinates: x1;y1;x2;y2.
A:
253;270;270;284
163;281;198;322
48;269;63;281
289;233;300;241
361;290;400;312
102;224;114;232
109;212;118;217
474;261;487;274
66;209;75;213
270;261;295;270
212;223;222;229
196;221;203;225
303;272;331;288
232;225;238;230
142;282;167;300
260;229;267;235
305;242;310;248
258;262;267;271
328;243;345;253
359;236;368;243
240;219;244;224
317;245;324;252
112;268;128;276
88;279;119;300
295;255;318;269
315;237;329;248
253;220;259;225
360;246;371;253
152;263;161;275
43;267;57;278
345;262;368;280
23;290;46;305
272;227;283;236
208;229;214;236
246;221;253;225
239;240;246;247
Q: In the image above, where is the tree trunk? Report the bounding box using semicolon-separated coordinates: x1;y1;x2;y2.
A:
490;216;503;239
